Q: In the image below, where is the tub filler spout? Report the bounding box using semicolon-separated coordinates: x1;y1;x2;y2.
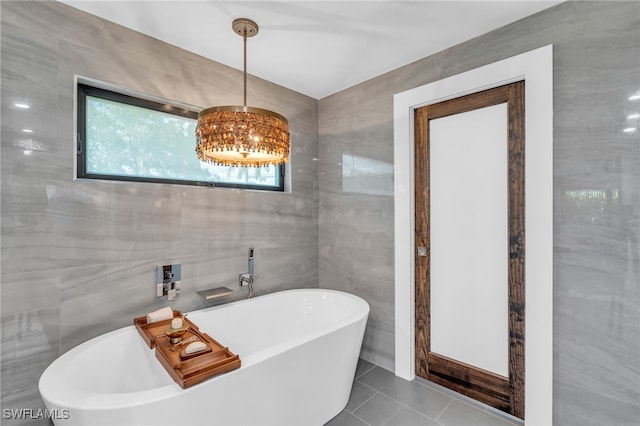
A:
239;247;255;298
239;272;253;298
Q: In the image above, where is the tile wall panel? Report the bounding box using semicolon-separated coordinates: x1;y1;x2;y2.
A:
318;1;639;424
0;1;318;419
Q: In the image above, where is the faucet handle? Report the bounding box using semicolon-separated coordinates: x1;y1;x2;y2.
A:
248;247;254;275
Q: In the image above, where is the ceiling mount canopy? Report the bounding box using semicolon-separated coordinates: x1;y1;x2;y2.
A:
196;18;290;167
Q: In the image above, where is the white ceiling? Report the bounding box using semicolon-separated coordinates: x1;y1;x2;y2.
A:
60;0;562;99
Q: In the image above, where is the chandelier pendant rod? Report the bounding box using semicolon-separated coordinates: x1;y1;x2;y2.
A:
243;30;247;107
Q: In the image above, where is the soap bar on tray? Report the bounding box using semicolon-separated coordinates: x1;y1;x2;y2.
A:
178;339;213;360
185;341;207;354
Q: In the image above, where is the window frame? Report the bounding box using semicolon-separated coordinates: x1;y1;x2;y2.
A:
76;83;285;191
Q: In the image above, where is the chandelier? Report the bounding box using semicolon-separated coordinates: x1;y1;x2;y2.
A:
196;18;290;167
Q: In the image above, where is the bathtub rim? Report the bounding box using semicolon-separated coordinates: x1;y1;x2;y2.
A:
38;288;369;411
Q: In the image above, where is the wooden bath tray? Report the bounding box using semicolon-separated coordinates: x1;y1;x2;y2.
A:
134;311;241;388
154;327;241;388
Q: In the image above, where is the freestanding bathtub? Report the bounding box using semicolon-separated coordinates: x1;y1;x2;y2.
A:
39;289;369;425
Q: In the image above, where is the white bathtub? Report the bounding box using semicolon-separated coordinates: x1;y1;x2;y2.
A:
39;289;369;425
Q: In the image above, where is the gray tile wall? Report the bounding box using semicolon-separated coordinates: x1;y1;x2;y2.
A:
0;0;318;419
2;1;639;425
318;1;639;425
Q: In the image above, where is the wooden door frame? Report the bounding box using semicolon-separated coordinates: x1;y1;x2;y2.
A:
414;82;525;418
393;46;553;425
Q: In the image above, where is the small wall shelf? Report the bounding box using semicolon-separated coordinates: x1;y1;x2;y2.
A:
197;287;235;301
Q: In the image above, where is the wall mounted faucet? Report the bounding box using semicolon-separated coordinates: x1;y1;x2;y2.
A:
239;247;255;299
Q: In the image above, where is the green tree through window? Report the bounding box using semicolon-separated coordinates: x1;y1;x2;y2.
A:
77;83;283;191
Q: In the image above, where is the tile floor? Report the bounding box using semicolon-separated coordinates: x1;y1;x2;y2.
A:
325;359;524;426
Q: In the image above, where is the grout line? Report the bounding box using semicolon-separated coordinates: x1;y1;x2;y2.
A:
351;410;373;426
349;390;379;415
438;397;521;426
351;373;436;422
434;398;453;423
483;406;523;426
368;386;439;423
354;379;378;393
390;398;437;423
355;363;376;379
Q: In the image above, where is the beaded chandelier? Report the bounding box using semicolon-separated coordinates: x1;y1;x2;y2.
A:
196;18;290;167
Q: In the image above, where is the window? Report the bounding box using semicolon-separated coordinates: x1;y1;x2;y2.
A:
76;83;284;191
